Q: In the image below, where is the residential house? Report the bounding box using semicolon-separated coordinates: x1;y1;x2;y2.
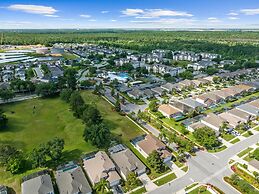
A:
227;108;251;123
151;87;164;96
178;79;195;88
201;113;231;133
108;144;146;180
83;151;121;187
141;89;154;99
187;60;216;71
21;172;54;194
127;88;143;100
160;83;175;93
171;98;205;114
135;134;172;163
249;99;259;109
187;122;207;132
196;92;223;107
219;112;244;128
198;53;220;59
236;104;259;117
158;104;183;119
56;162;92;194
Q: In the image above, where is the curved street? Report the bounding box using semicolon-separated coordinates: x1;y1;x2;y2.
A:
149;131;259;194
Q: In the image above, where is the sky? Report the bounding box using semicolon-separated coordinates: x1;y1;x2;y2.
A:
0;0;259;29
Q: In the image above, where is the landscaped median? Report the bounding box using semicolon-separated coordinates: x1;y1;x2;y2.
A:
224;175;259;194
230;138;240;144
130;186;147;194
153;172;177;186
231;164;259;189
237;147;253;158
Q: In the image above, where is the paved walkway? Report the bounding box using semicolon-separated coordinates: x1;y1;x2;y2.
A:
139;173;157;192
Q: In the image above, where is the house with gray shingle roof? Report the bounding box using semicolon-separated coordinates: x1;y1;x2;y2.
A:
109;144;146;180
56;161;92;194
21;173;54;194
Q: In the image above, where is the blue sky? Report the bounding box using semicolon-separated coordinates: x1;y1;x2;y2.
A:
1;0;259;29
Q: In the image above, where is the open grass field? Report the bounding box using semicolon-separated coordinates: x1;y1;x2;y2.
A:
0;91;144;192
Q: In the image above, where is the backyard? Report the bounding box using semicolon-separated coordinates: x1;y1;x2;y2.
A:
0;91;144;192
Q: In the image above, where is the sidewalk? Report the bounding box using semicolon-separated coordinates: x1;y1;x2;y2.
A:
139;173;157;192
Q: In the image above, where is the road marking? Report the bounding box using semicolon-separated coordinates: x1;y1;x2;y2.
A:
212;154;220;159
189;178;194;182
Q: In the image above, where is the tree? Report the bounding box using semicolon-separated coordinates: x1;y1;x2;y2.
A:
29;144;48;168
193;127;220;150
6;155;26;174
64;68;77;90
179;71;193;80
0;145;19;165
0;89;15;101
0;109;8;129
111;88;115;97
125;172;142;190
46;137;64;161
70;91;86;118
147;150;165;173
35;82;58;97
83;123;111;148
149;100;158;112
82;105;103;126
114;99;121;112
253;148;259;161
60;88;73;103
94;179;109;193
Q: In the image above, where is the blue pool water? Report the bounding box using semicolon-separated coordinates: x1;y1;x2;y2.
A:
117;72;129;79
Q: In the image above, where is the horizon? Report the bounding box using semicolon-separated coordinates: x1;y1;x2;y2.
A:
1;0;259;29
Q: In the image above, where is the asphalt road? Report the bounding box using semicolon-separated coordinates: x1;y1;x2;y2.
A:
149;132;259;194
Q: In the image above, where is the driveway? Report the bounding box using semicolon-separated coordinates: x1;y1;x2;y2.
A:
139;173;157;192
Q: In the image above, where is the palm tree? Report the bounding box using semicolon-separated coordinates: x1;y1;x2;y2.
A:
94;179;109;193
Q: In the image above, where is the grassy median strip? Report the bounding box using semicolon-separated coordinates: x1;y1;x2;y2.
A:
237;147;253;158
154;173;177;186
130;187;147;194
230;138;240;144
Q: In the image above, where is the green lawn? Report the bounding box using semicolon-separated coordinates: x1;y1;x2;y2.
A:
230;138;240;144
188;186;210;194
208;145;227;153
62;52;79;60
81;91;144;142
237;147;253;158
154;173;177;186
0;91;144;193
221;133;235;141
242;131;253;137
130;187;147;194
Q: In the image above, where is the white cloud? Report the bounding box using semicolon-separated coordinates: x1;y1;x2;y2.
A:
207;17;221;22
121;9;144;16
228;12;238;16
44;14;59;18
122;8;193;18
228;17;239;20
130;18;196;25
80;14;91;18
7;4;57;15
110;20;117;22
88;19;96;22
240;8;259;15
101;10;109;14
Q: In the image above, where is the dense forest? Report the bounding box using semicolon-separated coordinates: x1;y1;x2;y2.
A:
1;30;259;59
